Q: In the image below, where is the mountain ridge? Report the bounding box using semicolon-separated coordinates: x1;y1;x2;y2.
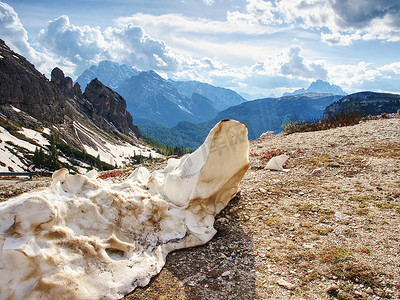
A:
283;79;346;97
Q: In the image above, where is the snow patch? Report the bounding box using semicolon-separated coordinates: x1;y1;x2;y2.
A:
10;105;21;113
0;120;249;299
73;121;161;167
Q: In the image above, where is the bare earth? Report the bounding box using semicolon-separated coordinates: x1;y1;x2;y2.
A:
1;117;399;299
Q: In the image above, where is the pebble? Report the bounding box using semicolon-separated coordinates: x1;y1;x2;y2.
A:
221;271;231;277
328;162;340;167
277;278;296;290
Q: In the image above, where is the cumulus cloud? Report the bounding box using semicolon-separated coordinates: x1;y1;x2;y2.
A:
35;15;185;75
0;2;59;74
228;0;400;44
329;61;400;93
38;15;108;66
104;24;181;71
280;46;327;80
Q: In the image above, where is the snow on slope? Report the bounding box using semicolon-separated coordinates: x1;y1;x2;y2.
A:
73;121;162;167
0;126;46;172
0;121;161;172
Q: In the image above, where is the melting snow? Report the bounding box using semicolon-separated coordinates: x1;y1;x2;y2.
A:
73;121;161;167
0;120;250;299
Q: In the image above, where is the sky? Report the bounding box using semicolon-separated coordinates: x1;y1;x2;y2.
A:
1;0;400;98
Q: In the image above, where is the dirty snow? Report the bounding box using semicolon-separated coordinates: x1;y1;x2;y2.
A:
0;120;249;299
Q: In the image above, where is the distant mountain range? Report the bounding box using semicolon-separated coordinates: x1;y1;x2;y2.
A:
75;61;245;127
0;40;158;173
283;80;346;97
139;93;343;148
76;60;139;90
169;80;246;111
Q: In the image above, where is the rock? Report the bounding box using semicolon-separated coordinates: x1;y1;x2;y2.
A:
0;39;65;124
326;285;339;296
335;211;352;222
328;161;340;167
84;78;142;138
277;279;296;290
366;287;374;294
265;154;289;171
0;120;249;299
221;271;231;277
311;167;325;175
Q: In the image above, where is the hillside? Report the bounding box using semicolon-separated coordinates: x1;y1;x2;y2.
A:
129;116;400;299
323;92;400;119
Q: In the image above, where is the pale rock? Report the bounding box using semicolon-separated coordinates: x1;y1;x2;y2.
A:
221;271;231;277
277;278;296;290
0;120;250;300
265;154;289;171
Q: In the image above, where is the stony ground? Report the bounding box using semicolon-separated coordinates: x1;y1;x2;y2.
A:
1;117;399;299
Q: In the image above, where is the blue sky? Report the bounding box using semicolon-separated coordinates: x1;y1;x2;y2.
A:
1;0;400;98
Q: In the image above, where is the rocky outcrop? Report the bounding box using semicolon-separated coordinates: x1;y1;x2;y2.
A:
323;92;400;119
84;78;141;137
0;39;65;124
51;67;82;100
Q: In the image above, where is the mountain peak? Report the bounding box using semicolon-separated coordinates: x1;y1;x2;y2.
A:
283;80;346;97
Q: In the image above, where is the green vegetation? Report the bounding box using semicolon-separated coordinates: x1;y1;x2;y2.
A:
143;135;192;156
138;120;213;149
34;133;115;172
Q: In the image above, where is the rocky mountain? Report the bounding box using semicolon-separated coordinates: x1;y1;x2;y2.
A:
169;80;246;111
83;78;141;137
139;93;342;148
75;62;245;126
115;70;217;127
0;39;65;125
0;39;158;173
75;60;139;90
323;91;400;119
283;80;346;97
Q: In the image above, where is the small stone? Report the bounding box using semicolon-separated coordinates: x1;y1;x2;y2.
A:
328;162;340;167
259;187;267;193
299;191;305;196
277;278;296;290
326;285;339;296
366;287;374;294
221;271;231;277
311;167;324;175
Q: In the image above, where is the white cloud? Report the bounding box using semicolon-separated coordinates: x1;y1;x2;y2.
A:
328;61;400;93
0;2;57;74
203;0;215;6
228;0;400;45
38;15;108;66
